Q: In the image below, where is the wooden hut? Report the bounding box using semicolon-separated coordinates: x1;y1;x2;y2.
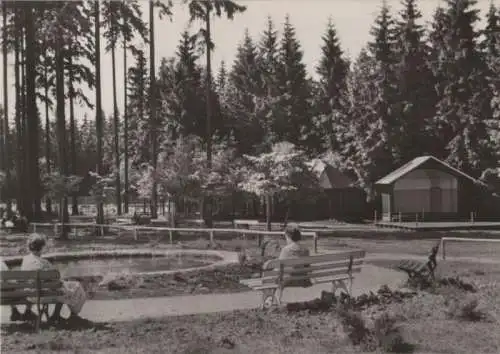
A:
375;156;498;221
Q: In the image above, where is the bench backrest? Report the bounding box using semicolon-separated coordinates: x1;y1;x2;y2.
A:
0;269;63;302
261;249;366;284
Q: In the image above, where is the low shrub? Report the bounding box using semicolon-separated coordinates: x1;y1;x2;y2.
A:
373;312;411;352
337;307;412;353
446;295;488;322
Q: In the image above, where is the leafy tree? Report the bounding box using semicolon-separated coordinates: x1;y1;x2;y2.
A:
43;171;82;236
238;141;317;231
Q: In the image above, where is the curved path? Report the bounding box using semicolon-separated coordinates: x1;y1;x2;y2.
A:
1;252;498;325
366;253;500;265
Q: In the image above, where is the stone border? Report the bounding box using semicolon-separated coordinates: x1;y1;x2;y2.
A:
2;249;240;276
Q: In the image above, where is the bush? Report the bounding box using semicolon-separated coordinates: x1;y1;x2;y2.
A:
373;312;409;353
336;305;413;352
446;296;487;322
337;307;373;347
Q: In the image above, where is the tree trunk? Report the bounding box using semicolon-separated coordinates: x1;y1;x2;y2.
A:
149;0;158;219
14;12;24;218
2;2;11;213
21;25;30;217
55;25;69;239
68;55;79;215
123;12;129;214
203;5;213;228
111;42;122;215
24;5;41;221
170;198;177;228
44;60;52;214
265;194;271;232
94;1;105;229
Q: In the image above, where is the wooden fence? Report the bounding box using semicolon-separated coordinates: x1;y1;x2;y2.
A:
440;236;500;260
29;222;321;253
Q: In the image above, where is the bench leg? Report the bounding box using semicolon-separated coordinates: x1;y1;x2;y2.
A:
261;288;277;309
275;287;284;306
332;280;348;296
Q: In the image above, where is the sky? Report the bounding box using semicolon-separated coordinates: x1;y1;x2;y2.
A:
0;0;495;122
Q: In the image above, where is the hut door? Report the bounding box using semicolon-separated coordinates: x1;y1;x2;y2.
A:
430;187;442;213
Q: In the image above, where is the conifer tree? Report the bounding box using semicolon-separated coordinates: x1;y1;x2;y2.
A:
275;15;315;152
315;18;349;152
127;47;149;166
430;0;494;176
227;29;265;153
393;0;436;162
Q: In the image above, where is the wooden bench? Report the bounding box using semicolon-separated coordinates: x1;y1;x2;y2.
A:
396;241;440;284
240;249;366;309
132;213;152;225
0;269;64;330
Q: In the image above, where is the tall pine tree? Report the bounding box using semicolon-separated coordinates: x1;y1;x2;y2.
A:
275;15;315;153
227;29;266;153
348;2;398;195
314;18;349;152
127;47;149;167
431;0;494;176
393;0;436;162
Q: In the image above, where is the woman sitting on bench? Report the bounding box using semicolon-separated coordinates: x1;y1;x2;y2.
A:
278;226;312;288
1;260;25;321
21;233;87;323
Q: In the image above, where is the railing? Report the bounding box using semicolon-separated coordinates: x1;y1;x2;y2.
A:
29;222;321;253
440;237;500;260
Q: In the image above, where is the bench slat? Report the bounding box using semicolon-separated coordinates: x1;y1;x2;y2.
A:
259;266;362;284
1;289;64;299
1;280;63;291
1;296;63;306
263;250;365;269
0;269;60;281
260;259;364;277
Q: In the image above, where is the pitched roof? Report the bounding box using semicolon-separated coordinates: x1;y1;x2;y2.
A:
309;159;354;189
375;155;485;186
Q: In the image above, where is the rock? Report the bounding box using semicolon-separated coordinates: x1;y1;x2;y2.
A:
398;287;417;296
199;287;210;294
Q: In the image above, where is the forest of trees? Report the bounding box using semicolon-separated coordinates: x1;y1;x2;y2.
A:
0;0;499;231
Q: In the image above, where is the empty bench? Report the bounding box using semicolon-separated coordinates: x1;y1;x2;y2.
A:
240;249;366;309
0;269;64;330
396;241;440;284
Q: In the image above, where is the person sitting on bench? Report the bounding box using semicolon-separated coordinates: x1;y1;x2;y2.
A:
1;259;25;321
278;226;312;288
21;233;87;323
